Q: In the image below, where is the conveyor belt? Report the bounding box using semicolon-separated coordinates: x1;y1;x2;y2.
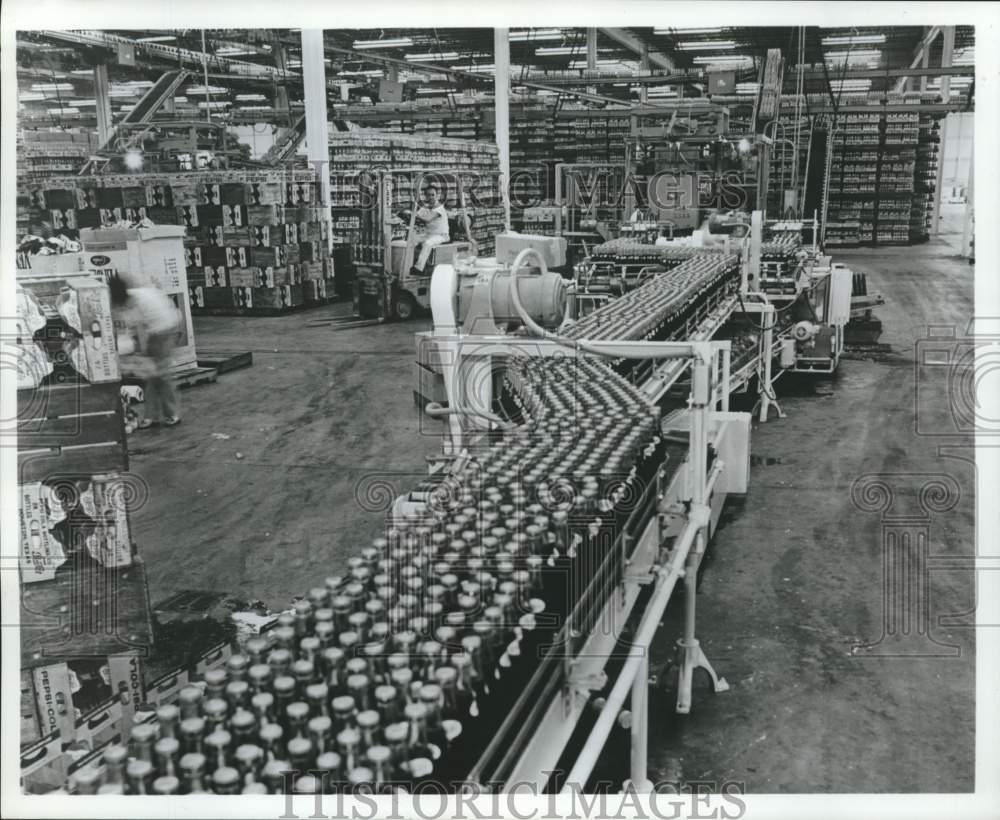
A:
567;251;740;342
91;247;739;794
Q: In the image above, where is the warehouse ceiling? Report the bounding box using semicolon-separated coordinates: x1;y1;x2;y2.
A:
16;26;976;125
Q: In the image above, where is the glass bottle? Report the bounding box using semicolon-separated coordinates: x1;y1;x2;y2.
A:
286;701;311;739
179;717;206;755
154;735;180;778
156;703;180;739
125;759;153;794
204;728;233;772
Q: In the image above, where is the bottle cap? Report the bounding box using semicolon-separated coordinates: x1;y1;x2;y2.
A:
348;767;374;785
286;701;310;723
375;684;398;704
235;744;262;765
316;751;342;771
287;737;312;758
383;722;408;744
154;736;180;756
152;775;179;795
332;695;356;715
212;766;240;788
356;709;379;730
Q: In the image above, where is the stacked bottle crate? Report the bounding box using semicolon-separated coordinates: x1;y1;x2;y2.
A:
910;113;941;243
329;131;505;257
826;111;918;246
23;171;337;314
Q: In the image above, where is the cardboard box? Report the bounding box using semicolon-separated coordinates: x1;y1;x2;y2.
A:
33;663;77;742
22;669;42;745
17;275;118;384
225;246;251;269
144;665;191;707
78;475;133;569
18;483;68;583
226;268;258;288
233;286;253;309
254;284;303;310
303;278;327;302
107;655;145;735
20;730;68;794
190;641;234;678
74;698;124;751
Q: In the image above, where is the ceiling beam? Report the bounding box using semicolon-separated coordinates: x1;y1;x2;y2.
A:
894;25;942;92
598;28;675;71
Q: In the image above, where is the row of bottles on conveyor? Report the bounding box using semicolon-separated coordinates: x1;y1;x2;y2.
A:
70;358;663;795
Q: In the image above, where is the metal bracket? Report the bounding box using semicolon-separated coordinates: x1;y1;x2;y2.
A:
569;666;608;695
563;660;608;718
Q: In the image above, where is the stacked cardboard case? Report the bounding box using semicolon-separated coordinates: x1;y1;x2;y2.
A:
23;170;336;315
15;273;155;789
329;131;506;262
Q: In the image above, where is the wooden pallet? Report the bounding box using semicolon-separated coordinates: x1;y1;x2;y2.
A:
171;367;218;389
196;350;254;374
190;295;346;317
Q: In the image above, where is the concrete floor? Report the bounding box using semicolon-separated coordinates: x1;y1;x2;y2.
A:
131;225;975;793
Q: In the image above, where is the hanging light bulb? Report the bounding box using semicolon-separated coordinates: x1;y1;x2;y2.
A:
124;150;144;171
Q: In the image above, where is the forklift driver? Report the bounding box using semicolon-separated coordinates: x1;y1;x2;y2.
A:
410;185;450;277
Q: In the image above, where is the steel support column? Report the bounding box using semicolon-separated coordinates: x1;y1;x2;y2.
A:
301;29;333;249
93;62;112;146
495;28;512;232
932;27;955;236
587;28;598;95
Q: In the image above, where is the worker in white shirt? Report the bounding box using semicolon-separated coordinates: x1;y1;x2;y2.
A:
410;185;450;276
109;277;182;428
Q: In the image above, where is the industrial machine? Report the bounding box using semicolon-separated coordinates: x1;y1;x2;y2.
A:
354;169;478;320
405;232;751;790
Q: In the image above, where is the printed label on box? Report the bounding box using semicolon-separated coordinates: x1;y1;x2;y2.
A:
19;483;68;583
108;655;145;735
33;663;77;742
77;476;132;568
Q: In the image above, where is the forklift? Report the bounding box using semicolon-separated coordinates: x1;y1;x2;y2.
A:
354;170;477;321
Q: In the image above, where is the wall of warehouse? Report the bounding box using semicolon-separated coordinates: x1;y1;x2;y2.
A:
941;112;973;199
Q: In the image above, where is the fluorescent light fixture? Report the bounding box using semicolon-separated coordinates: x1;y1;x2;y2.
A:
654;28;721;35
353;37;414;49
406;52;459;62
235;93;267;101
692;55;753;66
825;50;880;61
509;29;564;42
416;86;455;95
137;35;176;42
216;47;256;56
18;92;46;101
676;41;737;51
48;107;79;114
454;64;496;73
569;58;631;69
821;34;886;46
71;69;96;75
31;83;73;91
238;105;273;111
535;45;586;56
186;85;229;95
70;99;96;106
197;101;231;109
